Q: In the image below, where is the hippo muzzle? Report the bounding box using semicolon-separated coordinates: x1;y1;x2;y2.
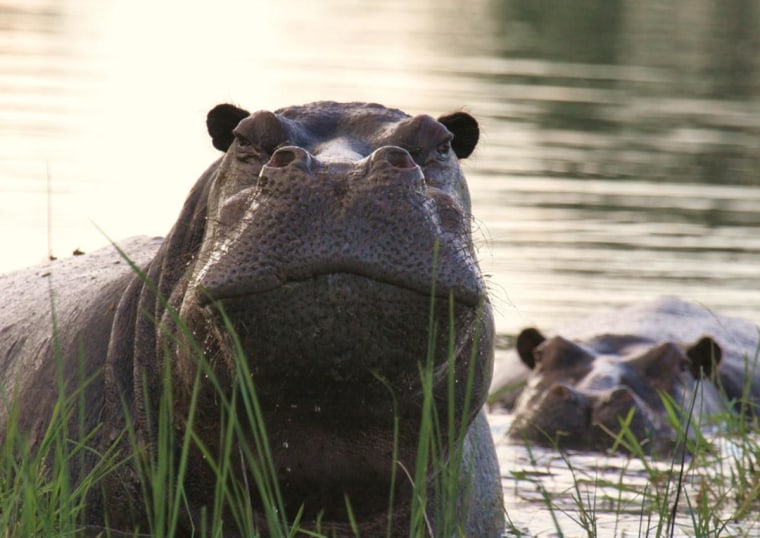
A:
509;381;668;451
195;144;483;306
183;140;488;399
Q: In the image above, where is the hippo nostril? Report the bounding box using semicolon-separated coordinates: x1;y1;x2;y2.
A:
385;148;416;169
371;146;417;170
265;146;313;170
608;387;634;404
549;384;575;403
267;148;299;168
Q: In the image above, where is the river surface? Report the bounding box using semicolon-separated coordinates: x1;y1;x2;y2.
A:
2;0;759;535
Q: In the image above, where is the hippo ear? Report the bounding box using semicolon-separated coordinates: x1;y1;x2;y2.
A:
438;112;479;159
516;328;546;370
686;336;722;378
207;104;251;152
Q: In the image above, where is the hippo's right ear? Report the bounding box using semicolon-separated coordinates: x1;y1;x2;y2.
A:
438;112;479;159
207;104;251;151
516;328;546;370
686;336;722;378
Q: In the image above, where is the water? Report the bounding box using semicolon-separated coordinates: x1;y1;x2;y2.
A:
491;413;760;537
2;0;760;534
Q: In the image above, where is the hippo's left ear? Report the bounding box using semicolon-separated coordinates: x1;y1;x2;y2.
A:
516;328;546;370
207;103;251;152
438;112;479;159
686;336;722;378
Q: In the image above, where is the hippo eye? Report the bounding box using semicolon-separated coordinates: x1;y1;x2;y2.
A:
236;134;252;148
436;141;451;157
405;146;423;160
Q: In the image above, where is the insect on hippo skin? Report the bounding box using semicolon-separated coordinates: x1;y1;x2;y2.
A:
501;297;760;453
0;102;504;536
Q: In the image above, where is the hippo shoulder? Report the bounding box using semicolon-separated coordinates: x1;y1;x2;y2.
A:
0;236;162;432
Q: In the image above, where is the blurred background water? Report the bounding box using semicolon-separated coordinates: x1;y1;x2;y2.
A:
2;0;760;534
2;0;759;336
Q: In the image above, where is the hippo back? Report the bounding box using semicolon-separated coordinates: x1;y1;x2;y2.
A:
562;296;760;403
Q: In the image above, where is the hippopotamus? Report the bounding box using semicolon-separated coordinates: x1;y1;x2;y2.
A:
494;297;760;453
0;102;504;536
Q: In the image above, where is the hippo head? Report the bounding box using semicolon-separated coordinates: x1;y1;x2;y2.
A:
508;328;723;453
133;102;493;524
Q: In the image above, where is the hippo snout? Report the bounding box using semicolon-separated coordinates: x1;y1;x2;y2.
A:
508;380;667;451
259;144;424;189
193;141;482;307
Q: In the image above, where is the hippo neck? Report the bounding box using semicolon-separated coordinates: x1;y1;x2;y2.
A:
102;169;213;446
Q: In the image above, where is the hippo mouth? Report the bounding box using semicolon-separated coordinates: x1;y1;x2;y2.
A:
177;270;490;523
210;271;476;304
196;264;483;309
195;271;483;406
187;271;488;521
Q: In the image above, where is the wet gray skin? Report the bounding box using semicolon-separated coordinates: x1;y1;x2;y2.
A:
499;297;760;454
0;102;504;536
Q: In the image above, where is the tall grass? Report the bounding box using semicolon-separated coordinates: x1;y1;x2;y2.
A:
0;288;126;537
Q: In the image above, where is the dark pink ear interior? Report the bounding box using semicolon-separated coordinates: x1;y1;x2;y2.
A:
516;327;546;370
207;103;251;151
686;336;722;378
437;112;479;159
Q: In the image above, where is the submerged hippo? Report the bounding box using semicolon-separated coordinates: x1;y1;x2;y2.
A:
498;297;760;453
0;102;504;536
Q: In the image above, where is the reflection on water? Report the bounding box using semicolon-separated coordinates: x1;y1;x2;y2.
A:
463;0;760;333
2;0;760;534
475;175;760;335
485;0;759;184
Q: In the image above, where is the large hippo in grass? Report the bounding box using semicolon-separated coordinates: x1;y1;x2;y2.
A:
491;297;760;454
0;102;504;536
